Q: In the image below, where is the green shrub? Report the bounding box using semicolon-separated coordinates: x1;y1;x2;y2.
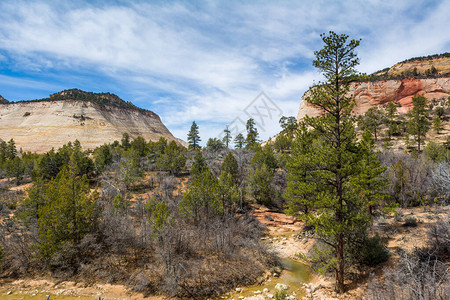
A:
274;289;287;300
357;235;390;267
403;217;418;227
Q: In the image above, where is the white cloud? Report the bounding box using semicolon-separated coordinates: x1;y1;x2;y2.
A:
0;0;448;143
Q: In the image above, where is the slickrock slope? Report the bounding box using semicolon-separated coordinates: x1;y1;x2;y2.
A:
0;91;179;153
297;54;450;120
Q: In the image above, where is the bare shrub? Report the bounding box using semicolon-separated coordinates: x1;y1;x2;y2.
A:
0;219;39;276
366;218;450;300
431;161;450;203
366;252;449;300
380;152;433;207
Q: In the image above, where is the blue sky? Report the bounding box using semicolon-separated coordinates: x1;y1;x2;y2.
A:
0;0;449;144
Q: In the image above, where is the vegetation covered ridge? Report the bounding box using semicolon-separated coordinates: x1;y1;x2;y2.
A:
0;95;9;104
398;52;450;64
9;88;151;113
362;52;450;82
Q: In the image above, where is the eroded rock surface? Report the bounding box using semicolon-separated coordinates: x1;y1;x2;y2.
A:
0;100;180;153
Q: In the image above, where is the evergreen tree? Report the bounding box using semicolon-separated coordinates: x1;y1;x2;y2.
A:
36;149;64;181
358;107;385;141
245;118;259;148
222;125;232;148
156;141;186;175
6;156;25;185
187;121;201;150
150;199;170;234
218;171;240;213
407;94;431;152
131;136;147;157
284;32;386;293
37;159;98;262
221;152;239;182
94;144;113;173
382;101;399;148
251;144;277;171
248;163;277;206
191;151;208;177
121;133;131;150
234;133;245;149
206;138;225;152
274;134;292;152
433;116;443;134
118;149;144;191
0;140;7;163
279;116;297;136
179;168;221;224
6;139;17;160
18;179;47;226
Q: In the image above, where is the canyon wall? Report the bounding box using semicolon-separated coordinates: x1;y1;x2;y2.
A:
0;100;180;153
297;77;450;120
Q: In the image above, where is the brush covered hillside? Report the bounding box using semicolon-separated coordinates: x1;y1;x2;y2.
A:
0;89;181;153
297;53;450;120
0;40;449;300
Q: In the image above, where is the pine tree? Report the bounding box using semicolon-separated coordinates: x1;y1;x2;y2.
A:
121;133;131;150
218;171;239;213
407;94;431;152
248;163;276;206
156;141;186;175
6;139;17;160
279;116;297;137
358;107;385;141
222;125;232;148
191;151;208;177
234;133;245;149
206;138;225;152
284;32;387;293
179;168;221;224
221;151;239;182
433;116;443;134
94;144;113;173
245;118;259;148
37;159;98;262
187;121;201;150
384;101;399;140
0;140;7;163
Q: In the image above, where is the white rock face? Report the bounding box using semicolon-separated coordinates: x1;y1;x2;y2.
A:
0;100;181;153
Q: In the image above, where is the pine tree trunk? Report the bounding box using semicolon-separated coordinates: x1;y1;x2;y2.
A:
336;232;345;293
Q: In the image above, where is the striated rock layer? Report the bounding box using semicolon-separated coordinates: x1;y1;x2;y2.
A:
297;77;450;120
0;100;179;153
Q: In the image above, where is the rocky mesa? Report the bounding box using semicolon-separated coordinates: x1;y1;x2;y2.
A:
297;54;450;120
0;89;180;153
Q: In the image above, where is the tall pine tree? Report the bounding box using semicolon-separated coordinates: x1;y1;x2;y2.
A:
407;94;430;152
284;32;386;293
222;125;232;148
187;121;201;150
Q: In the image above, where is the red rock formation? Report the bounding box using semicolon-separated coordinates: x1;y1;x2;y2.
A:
297;77;450;120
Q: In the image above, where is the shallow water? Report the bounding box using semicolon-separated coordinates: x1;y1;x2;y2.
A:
226;258;312;299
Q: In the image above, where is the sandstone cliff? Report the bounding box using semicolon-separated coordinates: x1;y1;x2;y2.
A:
0;91;180;153
297;55;450;120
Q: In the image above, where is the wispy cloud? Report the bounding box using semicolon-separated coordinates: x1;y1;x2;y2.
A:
0;0;448;143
